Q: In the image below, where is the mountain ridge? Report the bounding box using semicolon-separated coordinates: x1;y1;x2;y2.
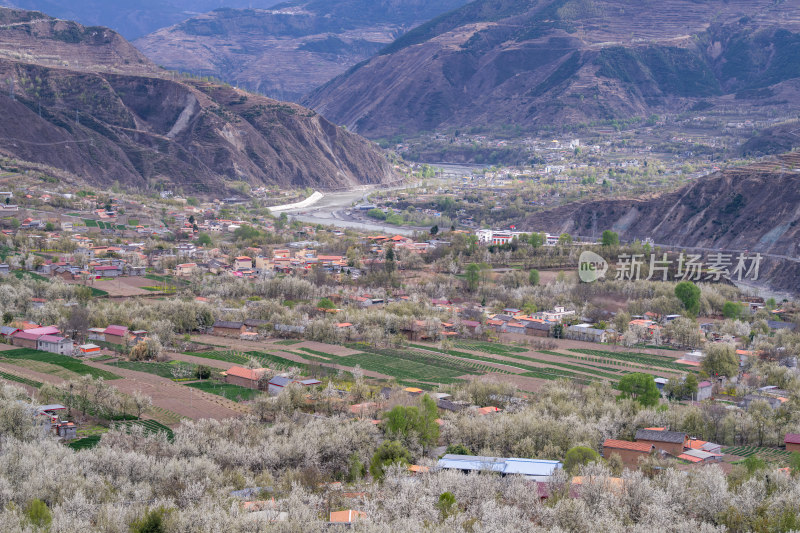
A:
304;0;800;138
134;0;469;102
0;7;398;194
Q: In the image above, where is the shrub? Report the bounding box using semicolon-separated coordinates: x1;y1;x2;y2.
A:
195;365;212;380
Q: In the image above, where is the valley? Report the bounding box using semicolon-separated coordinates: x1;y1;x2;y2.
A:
0;2;799;531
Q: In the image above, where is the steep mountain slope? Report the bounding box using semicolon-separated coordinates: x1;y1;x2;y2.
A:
0;8;397;194
523;153;800;293
134;0;469;102
304;0;800;138
0;0;282;39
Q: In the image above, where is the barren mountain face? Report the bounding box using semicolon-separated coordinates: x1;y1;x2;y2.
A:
134;0;469;102
0;8;398;194
304;0;800;138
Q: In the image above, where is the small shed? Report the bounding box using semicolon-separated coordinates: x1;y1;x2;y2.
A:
268;376;293;396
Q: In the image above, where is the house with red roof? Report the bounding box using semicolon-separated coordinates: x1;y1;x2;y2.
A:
785;434;800;453
103;325;130;345
10;331;42;349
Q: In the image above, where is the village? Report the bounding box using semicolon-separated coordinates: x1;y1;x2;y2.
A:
1;158;800;528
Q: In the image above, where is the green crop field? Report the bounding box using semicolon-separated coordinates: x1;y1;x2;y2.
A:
338;350;467;384
68;420;174;451
83;219;98;227
722;446;794;465
68;435;101;451
274;339;302;346
109;361;201;380
186;350;308;372
453;341;528;355
0;370;42;388
0;349;120;380
245;351;309;371
186;381;262;402
569;348;695;372
13;271;49;281
409;344;621;383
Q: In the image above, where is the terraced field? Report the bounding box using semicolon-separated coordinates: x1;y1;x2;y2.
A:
186;349;309;372
340;346;488;384
109;361;201;380
453;341;528;355
186;381;263;402
0;369;43;388
68;420;174;451
722;446;795;465
0;349;120;380
409;344;623;383
568;348;694;372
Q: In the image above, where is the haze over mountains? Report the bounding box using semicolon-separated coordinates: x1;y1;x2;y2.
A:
0;0;282;39
0;8;397;193
305;0;800;138
135;0;469;102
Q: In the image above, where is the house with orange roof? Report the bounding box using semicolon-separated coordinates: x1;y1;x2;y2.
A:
233;256;252;271
602;439;655;469
224;366;268;389
329;510;366;524
408;465;429;475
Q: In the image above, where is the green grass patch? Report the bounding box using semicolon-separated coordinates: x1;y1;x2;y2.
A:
274;339;302;346
68;435;101;451
83;219;98;227
13;271;48;281
68;420;174;451
109;360;201;380
89;286;108;297
186;381;262;402
0;348;120;380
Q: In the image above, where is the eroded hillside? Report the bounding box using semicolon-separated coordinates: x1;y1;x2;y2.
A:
0;8;398;193
304;0;800;138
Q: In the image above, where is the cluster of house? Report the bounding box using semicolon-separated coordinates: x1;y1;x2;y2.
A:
485;306;576;338
0;323;145;357
222;365;321;395
33;403;77;440
1;325;75;355
602;428;723;469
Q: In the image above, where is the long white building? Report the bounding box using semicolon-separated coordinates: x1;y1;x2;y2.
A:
475;229;559;246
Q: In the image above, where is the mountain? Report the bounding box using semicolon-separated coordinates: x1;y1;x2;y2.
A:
134;0;469;102
523;152;800;294
0;0;282;39
0;8;398;194
304;0;800;139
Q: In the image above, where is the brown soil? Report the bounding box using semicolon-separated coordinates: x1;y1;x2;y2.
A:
84;360;247;420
